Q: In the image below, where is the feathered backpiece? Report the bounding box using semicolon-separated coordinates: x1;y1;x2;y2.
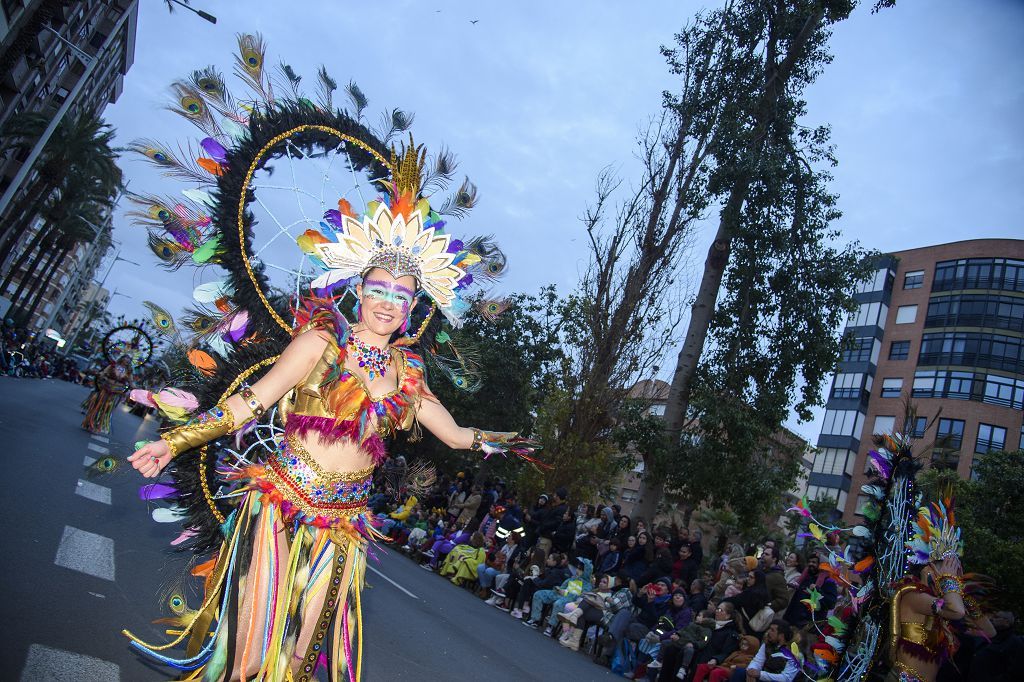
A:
127;33;510;553
785;427;924;681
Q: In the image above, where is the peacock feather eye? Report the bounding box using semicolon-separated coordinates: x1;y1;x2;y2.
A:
181;96;204;116
198;78;220;94
146;148;168;163
168;594;186;614
242;49;261;70
486;261;503;275
96;457;118;472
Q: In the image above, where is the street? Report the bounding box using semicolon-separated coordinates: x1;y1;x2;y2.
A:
0;378;613;681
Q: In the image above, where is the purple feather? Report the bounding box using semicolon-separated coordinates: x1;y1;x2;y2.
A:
323;209;343;228
868;450;892;479
446;238;463;253
200;137;228;164
139;483;178;501
459;272;474;287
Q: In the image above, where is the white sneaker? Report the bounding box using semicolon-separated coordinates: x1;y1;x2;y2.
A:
510;608;523;619
647;660;662;670
485;596;499;606
676;667;687;680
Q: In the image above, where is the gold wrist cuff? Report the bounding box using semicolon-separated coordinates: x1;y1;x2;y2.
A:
160;402;235;459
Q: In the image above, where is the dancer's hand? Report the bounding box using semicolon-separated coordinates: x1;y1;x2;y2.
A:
128;440;172;478
936;555;963;578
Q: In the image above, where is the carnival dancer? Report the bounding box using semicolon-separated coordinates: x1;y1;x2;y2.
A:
82;355;133;434
887;501;966;682
119;34;539;682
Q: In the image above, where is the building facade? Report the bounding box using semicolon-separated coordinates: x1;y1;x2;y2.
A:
0;0;137;331
808;239;1024;521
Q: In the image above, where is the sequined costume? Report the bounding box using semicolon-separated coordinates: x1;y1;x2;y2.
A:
125;311;430;680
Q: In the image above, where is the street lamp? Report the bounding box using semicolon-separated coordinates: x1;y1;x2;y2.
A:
167;0;217;24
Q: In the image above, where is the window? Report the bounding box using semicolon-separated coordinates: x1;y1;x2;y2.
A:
806;485;847;511
904;270;924;289
936;418;965;450
842;336;876;363
2;0;24;23
895;305;918;324
889;341;910;360
812;449;855;476
854;495;871;517
975;424;1007;455
873;415;896;436
905;416;928;439
880;378;903;398
933;258;1024;294
919;332;1024;374
925;294;1024;333
850;302;888;328
831;373;872;400
648;404;666;417
821;410;865;438
855;268;894;295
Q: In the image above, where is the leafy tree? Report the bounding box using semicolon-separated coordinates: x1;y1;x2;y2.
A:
638;0;879;521
0;112;120;266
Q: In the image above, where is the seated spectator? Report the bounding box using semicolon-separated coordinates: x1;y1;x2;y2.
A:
481;531;523;601
722;570;770;634
439;531;486;586
624;532;655;584
402;512;438;551
420;526;470;570
378;494;418;536
510;551;566;620
522;493;550;549
782;552;802;589
615;514;633;546
640;546;676;587
601;576;673;662
597;506;618;541
781;554;836;627
556;573;617;650
690;635;759;682
658;602;741;682
553;507;577;554
759;547;793;614
453;484;483;528
478;504;506;544
726;619;799;682
574;524;600;563
673;544;701;587
687;578;709;615
526;556;593;635
598;538;623;575
644;589;695;674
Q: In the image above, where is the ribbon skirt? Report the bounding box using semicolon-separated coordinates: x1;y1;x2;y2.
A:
124;471;375;682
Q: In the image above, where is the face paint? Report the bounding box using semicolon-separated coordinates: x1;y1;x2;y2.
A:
362;279;415;313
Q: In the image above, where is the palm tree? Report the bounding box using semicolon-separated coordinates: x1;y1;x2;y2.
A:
0;112;120;266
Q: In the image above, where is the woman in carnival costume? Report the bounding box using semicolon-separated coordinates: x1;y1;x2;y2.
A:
82;354;135;434
119;35;540;681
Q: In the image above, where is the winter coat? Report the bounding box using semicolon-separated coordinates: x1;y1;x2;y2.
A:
659;603;694;641
693;621;741;666
455;492;482;526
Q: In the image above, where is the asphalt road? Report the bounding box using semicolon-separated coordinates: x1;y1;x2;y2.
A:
0;377;615;681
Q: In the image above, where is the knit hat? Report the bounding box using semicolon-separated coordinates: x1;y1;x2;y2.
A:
743;556;758;572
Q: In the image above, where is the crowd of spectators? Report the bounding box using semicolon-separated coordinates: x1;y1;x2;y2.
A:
1;324;85;382
371;465;1020;681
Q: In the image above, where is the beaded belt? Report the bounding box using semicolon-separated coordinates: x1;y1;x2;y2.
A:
262;435;374;521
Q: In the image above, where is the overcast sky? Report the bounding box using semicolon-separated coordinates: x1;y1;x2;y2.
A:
99;0;1024;443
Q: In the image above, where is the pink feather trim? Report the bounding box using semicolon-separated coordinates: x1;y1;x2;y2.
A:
285;415;387;466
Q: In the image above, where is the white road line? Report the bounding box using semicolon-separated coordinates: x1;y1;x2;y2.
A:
366;565;420;600
89;434;110;444
75;479;111;505
86;443;109;455
83;456;96;466
20;643;120;681
53;526;115;581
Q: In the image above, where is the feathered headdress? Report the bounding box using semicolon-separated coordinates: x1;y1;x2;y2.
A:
907;497;962;565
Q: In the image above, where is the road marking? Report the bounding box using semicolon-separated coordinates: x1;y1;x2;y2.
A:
20;643;120;681
366;565;420;600
54;526;115;581
90;434;110;444
75;479;111;505
83;456;96;466
87;443;109;455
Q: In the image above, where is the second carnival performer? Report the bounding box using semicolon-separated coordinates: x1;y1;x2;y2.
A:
82;354;134;434
119;34;540;682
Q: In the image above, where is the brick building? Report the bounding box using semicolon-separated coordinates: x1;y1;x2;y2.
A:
808;238;1024;521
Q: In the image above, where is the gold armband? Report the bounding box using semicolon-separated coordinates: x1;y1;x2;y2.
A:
160;402;236;459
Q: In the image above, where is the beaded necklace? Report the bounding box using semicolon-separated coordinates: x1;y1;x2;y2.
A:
347;334;390;380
